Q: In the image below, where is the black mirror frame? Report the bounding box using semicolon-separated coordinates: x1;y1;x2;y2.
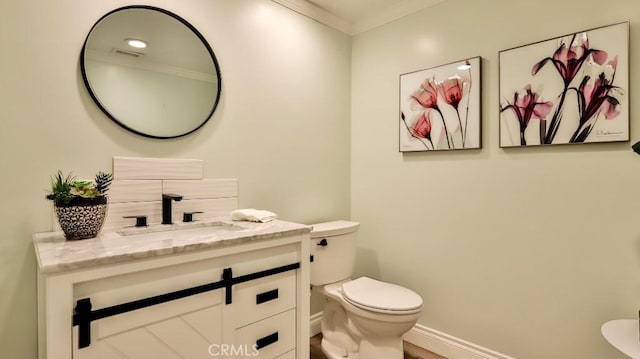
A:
80;5;222;139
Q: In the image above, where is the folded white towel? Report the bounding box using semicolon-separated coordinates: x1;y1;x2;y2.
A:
230;209;278;223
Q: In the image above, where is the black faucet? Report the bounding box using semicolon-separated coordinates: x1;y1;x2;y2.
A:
162;193;183;224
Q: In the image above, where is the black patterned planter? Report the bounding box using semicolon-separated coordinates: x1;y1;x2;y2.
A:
55;196;108;240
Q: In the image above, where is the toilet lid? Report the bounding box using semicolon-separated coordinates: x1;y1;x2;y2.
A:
341;277;423;312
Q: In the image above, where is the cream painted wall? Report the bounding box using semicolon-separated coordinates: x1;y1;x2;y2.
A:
351;0;639;358
0;0;350;357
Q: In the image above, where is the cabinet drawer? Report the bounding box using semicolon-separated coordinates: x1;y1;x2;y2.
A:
232;270;296;327
234;309;296;359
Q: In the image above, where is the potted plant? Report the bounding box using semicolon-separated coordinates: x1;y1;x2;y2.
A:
46;170;113;240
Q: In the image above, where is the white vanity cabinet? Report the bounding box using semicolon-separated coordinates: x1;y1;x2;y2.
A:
34;220;310;359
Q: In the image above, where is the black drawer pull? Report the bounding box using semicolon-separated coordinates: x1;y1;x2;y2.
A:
256;332;278;350
256;289;279;304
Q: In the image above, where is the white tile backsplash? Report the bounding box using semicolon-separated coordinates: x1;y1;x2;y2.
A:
162;179;238;200
108;180;162;203
104;202;163;231
172;198;239;222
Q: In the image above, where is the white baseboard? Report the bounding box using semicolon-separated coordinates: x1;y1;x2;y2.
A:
310;312;514;359
403;323;516;359
310;311;323;337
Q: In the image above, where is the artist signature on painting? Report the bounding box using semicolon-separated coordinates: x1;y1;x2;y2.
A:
594;130;624;137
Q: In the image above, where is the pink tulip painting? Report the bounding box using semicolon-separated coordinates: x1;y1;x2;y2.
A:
499;22;628;147
399;57;481;152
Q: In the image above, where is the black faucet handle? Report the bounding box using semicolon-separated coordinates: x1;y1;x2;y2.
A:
183;211;204;223
123;215;148;227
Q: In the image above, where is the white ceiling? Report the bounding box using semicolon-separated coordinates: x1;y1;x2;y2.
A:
272;0;446;35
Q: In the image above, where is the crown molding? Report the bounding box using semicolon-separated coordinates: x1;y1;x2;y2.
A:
272;0;354;35
352;0;446;34
273;0;446;35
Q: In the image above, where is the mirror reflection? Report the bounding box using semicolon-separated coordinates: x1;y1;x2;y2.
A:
81;6;221;138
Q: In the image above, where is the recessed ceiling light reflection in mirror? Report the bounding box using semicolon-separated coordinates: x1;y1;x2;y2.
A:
126;38;148;49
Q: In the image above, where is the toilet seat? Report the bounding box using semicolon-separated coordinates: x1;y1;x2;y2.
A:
340;277;423;314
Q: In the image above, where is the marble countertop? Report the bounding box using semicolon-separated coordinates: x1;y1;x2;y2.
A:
34;217;311;274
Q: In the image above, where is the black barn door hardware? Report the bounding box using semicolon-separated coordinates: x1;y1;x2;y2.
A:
223;262;299;304
73;261;300;349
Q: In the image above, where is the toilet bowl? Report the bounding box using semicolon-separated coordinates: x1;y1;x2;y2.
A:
310;221;423;359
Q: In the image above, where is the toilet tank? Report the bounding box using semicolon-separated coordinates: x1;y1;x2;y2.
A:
310;220;360;286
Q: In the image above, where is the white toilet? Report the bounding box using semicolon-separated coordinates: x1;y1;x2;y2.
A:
310;220;423;359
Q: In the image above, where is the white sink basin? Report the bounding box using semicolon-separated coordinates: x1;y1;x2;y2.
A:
602;319;640;358
116;221;247;241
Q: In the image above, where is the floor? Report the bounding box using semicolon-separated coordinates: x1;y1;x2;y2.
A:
310;334;446;359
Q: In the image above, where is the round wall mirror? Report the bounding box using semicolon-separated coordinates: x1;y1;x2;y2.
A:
81;6;222;139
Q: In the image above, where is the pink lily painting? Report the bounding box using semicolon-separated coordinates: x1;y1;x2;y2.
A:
499;22;628;147
399;57;481;152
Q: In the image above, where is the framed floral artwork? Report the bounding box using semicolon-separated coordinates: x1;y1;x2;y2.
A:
399;56;482;152
499;22;629;147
